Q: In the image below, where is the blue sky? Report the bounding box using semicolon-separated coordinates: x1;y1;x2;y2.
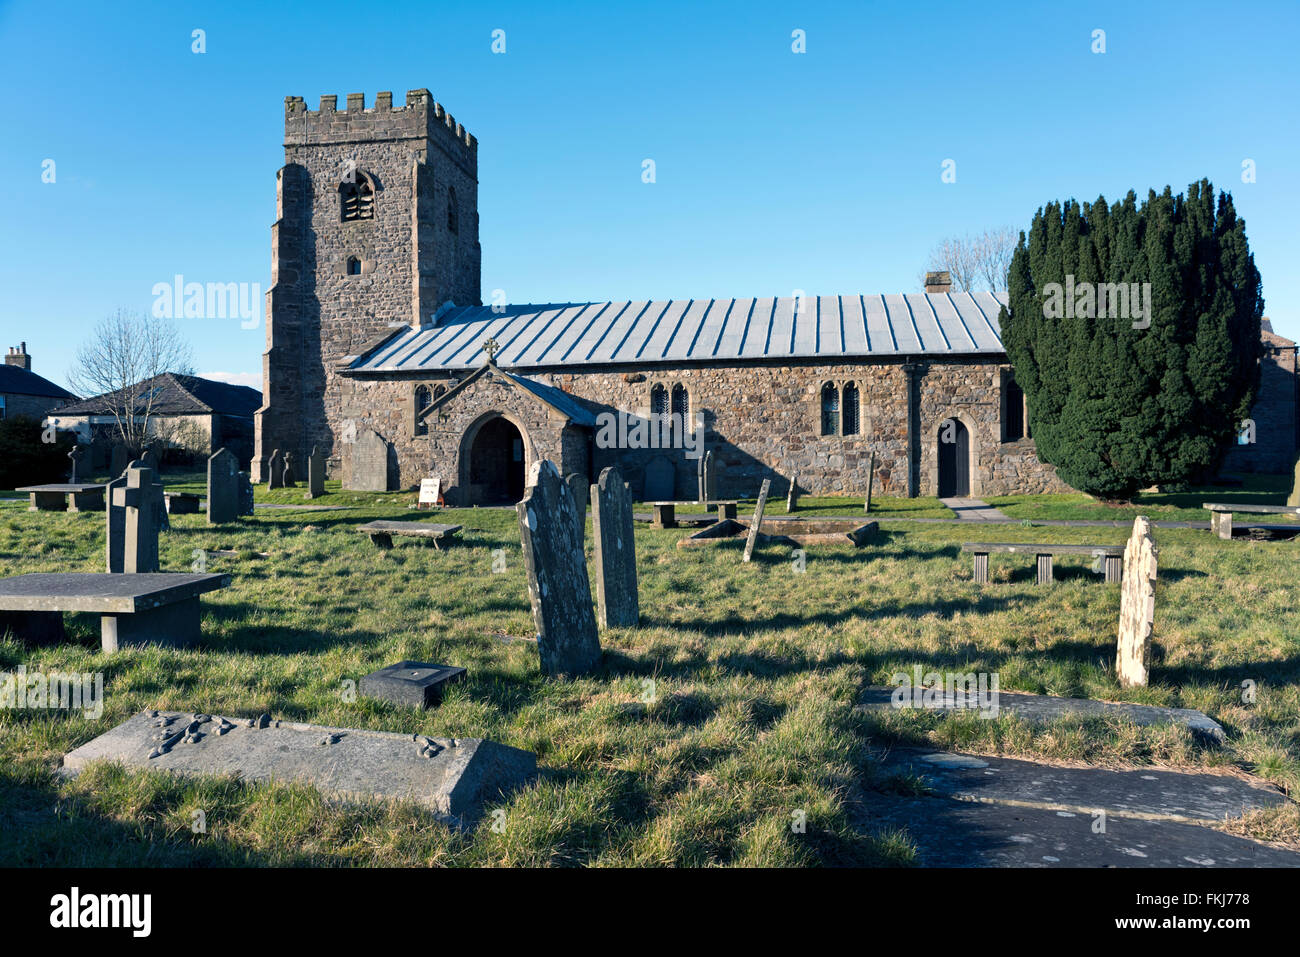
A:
1;0;1296;393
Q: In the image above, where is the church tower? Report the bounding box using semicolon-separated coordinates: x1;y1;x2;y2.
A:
253;89;481;481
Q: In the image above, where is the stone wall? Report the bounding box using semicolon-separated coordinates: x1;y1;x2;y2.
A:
254;89;481;481
1219;327;1297;475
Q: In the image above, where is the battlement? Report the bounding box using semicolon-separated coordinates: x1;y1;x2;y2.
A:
284;89;476;154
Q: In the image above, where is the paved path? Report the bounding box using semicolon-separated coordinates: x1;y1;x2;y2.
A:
941;497;1012;521
858;748;1300;867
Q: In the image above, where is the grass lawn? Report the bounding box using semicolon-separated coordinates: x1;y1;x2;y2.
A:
987;473;1296;523
2;476;1298;865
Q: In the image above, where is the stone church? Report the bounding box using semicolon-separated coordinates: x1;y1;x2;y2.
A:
254;90;1294;504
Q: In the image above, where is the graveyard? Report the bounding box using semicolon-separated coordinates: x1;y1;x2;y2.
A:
2;463;1299;866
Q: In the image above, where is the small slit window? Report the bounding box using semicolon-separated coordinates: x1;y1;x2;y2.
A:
447;186;459;234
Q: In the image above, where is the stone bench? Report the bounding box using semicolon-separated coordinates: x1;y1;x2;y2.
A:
1202;502;1300;540
0;572;231;651
356;520;463;550
962;542;1124;585
644;501;739;528
16;483;105;512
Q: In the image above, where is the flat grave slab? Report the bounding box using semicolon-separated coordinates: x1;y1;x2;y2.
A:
360;660;467;709
678;517;877;549
870;748;1280;823
0;572;230;651
16;483;105;512
856;687;1225;743
62;710;537;829
164;492;201;514
356;520;463;549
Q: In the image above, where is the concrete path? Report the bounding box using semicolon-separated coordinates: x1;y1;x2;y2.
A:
941;497;1012;521
858;748;1300;867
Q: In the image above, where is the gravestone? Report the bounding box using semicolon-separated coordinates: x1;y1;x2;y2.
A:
67;445;87;483
864;451;877;514
361;661;467;709
1289;455;1300;508
1116;516;1159;688
517;460;602;677
109;444;129;480
63;710;536;830
697;451;716;503
140;449;159;473
348;429;391;492
591;466;639;629
307;446;326;498
237;471;255;515
267;449;283;490
106;462;163;574
282;451;297;488
643;456;675;501
786;472;800;513
206;447;239;523
564;472;588;543
743;479;772;563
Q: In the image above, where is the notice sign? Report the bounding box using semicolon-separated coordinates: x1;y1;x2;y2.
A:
417;476;442;509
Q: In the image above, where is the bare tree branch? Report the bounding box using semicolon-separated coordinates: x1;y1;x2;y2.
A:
925;227;1018;292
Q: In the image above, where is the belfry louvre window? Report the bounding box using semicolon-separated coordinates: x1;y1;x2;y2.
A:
842;382;860;435
821;383;839;436
340;173;375;222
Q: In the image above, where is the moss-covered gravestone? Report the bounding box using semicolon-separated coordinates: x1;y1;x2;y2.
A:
1116;516;1159;688
591;466;639;629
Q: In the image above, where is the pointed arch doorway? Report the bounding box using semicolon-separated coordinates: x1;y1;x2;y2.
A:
466;415;527;504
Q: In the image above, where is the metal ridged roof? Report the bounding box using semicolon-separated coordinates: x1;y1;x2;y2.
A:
348;293;1008;372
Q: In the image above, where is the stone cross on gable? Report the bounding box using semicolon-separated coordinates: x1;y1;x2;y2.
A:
482;338;500;362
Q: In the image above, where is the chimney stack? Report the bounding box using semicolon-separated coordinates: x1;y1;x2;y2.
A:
5;342;31;370
924;271;952;294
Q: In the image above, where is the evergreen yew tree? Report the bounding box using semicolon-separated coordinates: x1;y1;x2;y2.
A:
1000;180;1263;500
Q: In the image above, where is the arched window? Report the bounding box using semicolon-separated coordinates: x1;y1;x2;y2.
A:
346;256;361;276
842;382;860;435
821;382;839;436
447;186;459;234
671;383;689;430
414;385;432;436
649;383;668;416
339;171;375;222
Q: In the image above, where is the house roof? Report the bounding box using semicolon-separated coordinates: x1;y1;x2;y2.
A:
0;364;76;400
53;373;261;417
346;292;1010;373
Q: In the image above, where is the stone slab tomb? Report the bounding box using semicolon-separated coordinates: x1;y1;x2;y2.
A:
356;520;462;550
517;460;602;677
1116;516;1159;687
207;447;240;524
16;484;105;512
591;466;639;628
62;710;537;829
361;660;467;709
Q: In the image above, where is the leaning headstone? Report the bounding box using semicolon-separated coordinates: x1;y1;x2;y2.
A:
267;449;283;490
786;472;800;513
643;455;675;501
63;710;536;830
106;461;163;573
1116;516;1159;688
307;446;325;498
864;451;877;514
237;471;255;516
207;447;239;524
517;460;602;677
348;429;391;491
697;451;716;504
564;472;588;543
743;479;772;563
282;451;297;488
109;444;129;480
1288;454;1300;507
591;466;639;629
67;445;87;483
